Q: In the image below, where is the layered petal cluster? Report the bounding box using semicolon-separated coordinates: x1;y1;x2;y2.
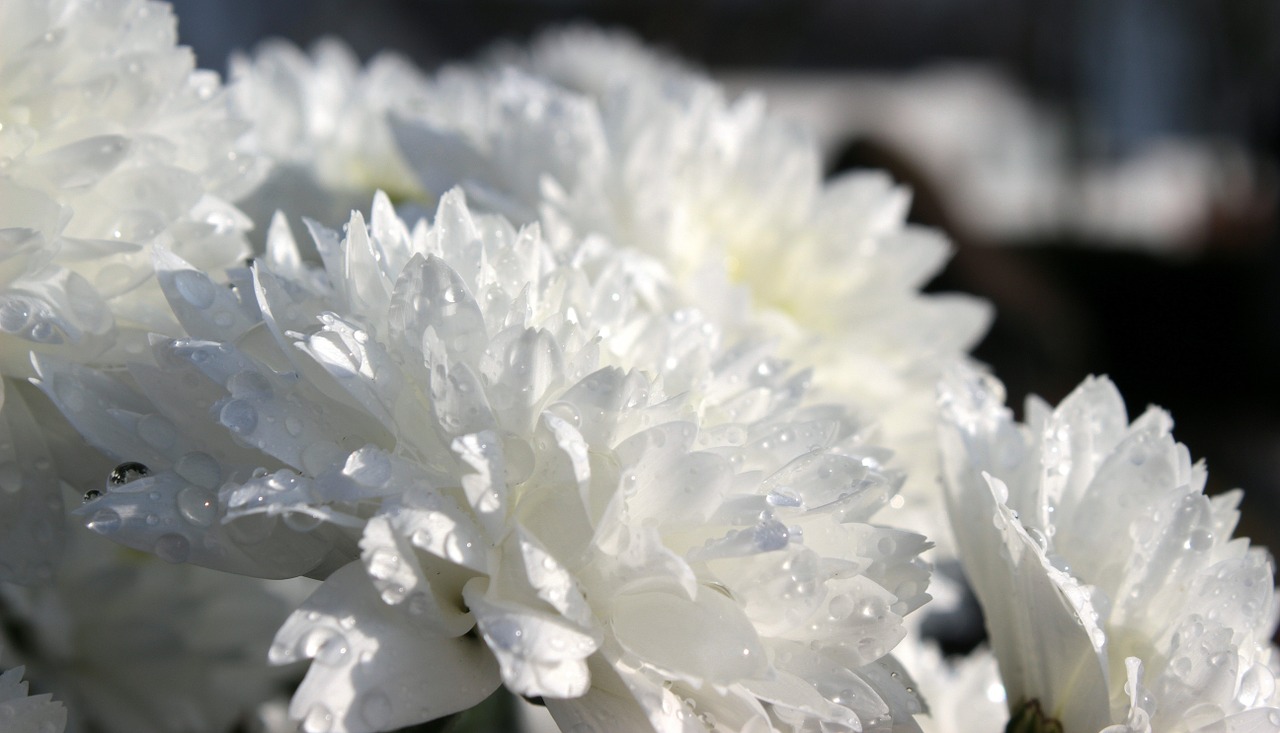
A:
0;643;66;733
229;38;431;232
0;0;262;361
0;523;297;733
939;366;1280;732
51;190;931;732
0;0;264;583
391;32;991;552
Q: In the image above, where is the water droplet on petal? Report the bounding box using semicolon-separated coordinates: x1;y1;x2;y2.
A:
29;320;61;343
366;548;400;580
220;399;258;435
109;461;150;486
302;704;333;733
283;511;323;532
314;633;350;666
154;533;190;563
485;617;525;653
766;487;802;508
858;596;889;621
175;452;221;489
829;594;854;620
1185;529;1214;552
88;508;121;534
0;300;31;334
174;270;216;309
177;486;217;527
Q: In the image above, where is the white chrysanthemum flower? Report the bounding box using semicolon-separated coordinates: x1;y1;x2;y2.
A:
46;190;931;732
0;522;301;733
938;366;1280;732
229;38;431;233
391;36;991;557
0;643;66;733
0;0;263;582
0;0;262;359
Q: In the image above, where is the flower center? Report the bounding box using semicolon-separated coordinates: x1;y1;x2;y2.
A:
1005;699;1064;733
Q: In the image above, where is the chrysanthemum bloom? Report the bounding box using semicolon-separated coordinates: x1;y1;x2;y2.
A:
390;35;991;557
0;0;263;582
228;38;431;233
939;367;1280;732
0;642;66;733
0;523;298;733
50;190;931;732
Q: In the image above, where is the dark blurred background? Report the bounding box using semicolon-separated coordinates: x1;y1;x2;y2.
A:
172;0;1280;552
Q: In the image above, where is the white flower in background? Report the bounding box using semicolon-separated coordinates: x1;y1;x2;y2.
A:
485;25;695;99
0;0;264;582
44;190;931;732
229;38;431;234
893;639;1007;733
0;522;301;733
391;33;991;559
0;643;66;733
939;366;1280;732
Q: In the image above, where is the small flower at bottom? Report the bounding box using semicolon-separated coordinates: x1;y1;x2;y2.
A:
939;365;1280;733
0;643;66;733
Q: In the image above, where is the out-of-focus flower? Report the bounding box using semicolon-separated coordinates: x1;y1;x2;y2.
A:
484;25;694;99
0;0;264;583
229;38;431;233
48;190;930;732
0;521;300;733
893;639;1007;733
0;642;66;733
939;367;1280;732
391;31;991;557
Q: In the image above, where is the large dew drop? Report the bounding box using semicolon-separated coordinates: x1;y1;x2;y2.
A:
175;452;221;489
219;399;258;435
173;269;216;309
176;485;217;527
108;461;150;486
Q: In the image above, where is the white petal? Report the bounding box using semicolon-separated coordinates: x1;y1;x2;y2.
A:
463;577;600;698
0;380;63;584
358;511;475;637
274;563;500;733
609;587;767;687
154;248;256;341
